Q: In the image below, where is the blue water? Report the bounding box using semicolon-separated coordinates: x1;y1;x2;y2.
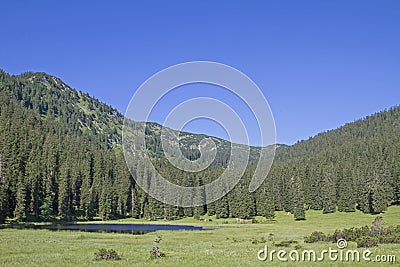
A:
1;223;213;234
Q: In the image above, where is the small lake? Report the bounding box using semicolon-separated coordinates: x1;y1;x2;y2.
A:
0;223;213;235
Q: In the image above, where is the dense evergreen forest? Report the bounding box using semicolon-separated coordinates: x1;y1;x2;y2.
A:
0;69;399;223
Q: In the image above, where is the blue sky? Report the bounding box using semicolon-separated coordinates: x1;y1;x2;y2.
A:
1;0;399;145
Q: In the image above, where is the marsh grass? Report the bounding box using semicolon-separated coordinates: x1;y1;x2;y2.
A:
0;206;399;266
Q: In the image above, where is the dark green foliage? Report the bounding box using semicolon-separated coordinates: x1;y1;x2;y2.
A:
229;180;255;219
293;176;306;220
14;178;27;221
58;162;72;220
255;173;275;220
0;71;132;221
94;249;122;261
272;106;400;217
355;236;379;248
322;167;336;214
0;182;6;223
304;231;329;243
337;175;355;212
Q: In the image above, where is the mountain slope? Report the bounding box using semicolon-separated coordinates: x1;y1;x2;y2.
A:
275;106;400;163
0;70;261;163
269;106;400;216
0;70;123;149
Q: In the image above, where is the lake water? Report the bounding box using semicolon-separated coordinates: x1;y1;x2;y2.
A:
0;223;213;234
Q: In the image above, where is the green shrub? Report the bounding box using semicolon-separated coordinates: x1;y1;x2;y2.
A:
304;231;329;243
150;236;166;259
275;240;298;247
371;216;385;236
378;234;400;244
251;236;267;244
94;249;122;261
305;218;400;247
330;229;346;241
356;236;379;248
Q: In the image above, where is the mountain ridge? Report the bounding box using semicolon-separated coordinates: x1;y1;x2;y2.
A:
2;68;399;166
3;68;397;153
0;69;265;164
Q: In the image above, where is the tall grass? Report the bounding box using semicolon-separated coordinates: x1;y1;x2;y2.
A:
0;206;399;266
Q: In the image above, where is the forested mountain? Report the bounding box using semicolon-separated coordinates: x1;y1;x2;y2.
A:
0;69;399;223
0;70;260;163
270;106;400;218
0;70;123;149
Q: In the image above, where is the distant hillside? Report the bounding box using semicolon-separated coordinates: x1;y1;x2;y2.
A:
275;106;400;163
0;70;123;149
0;70;260;163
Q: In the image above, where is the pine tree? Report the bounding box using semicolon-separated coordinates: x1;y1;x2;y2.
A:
256;182;275;220
40;136;59;220
215;195;229;219
282;167;295;213
0;140;7;223
337;175;355;212
0;184;6;223
14;177;27;221
80;164;92;219
370;163;392;213
293;176;306;220
322;168;336;214
26;146;43;220
58;163;72;220
99;178;113;220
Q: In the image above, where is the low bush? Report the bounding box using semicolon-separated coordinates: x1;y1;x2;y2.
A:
304;231;329;243
94;249;122;261
356;236;379;248
304;217;400;248
150;236;166;259
251;236;266;244
275;240;298;247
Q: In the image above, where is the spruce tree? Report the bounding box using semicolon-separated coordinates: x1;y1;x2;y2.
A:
337;175;355;212
293;176;306;220
259;183;275;220
58;163;72;220
14;177;27;221
322;168;336;214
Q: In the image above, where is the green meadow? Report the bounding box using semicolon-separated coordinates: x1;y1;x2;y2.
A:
1;206;399;267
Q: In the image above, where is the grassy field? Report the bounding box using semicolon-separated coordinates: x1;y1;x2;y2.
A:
0;206;399;266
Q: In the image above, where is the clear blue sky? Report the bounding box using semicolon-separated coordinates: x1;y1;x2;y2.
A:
1;0;399;145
